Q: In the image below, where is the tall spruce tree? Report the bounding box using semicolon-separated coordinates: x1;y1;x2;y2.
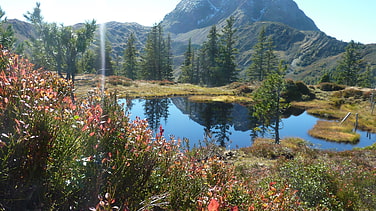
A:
123;32;138;79
179;38;194;83
140;26;157;80
247;27;277;81
192;50;200;84
163;34;173;81
218;16;238;85
140;23;172;81
334;40;364;86
200;25;219;86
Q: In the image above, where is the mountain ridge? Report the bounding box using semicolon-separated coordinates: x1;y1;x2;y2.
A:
5;0;376;84
162;0;319;34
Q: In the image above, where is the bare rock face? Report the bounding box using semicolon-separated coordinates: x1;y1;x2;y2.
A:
162;0;319;34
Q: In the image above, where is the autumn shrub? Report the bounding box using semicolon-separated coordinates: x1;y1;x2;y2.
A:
319;82;346;91
332;88;365;100
279;159;343;209
0;47;84;209
235;85;253;95
226;81;244;89
283;79;314;102
149;80;175;85
244;138;296;160
351;169;376;209
329;154;376;210
249;182;305;211
106;75;133;86
362;90;375;100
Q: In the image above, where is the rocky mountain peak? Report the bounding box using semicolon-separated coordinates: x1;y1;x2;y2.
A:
162;0;319;34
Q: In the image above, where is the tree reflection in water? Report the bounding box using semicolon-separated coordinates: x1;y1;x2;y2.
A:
129;98;308;147
143;98;170;132
121;97;376;150
199;102;233;147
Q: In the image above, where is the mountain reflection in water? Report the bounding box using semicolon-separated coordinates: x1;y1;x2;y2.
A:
119;97;376;151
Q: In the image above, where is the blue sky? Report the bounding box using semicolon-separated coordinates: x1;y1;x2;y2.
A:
294;0;376;44
1;0;180;25
1;0;375;44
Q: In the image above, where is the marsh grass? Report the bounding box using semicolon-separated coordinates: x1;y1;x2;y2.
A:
74;75;235;99
188;95;252;103
294;89;376;133
309;120;360;143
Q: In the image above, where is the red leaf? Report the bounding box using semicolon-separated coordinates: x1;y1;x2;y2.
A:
270;181;277;186
231;206;239;211
82;125;89;132
208;199;220;211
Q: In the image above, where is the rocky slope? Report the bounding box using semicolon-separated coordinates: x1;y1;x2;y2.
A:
162;0;319;34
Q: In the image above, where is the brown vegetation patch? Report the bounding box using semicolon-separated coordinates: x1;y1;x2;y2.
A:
240;138;310;160
188;95;252;103
309;120;360;143
318;82;346;91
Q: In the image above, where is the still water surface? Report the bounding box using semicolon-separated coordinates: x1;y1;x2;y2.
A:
119;97;376;151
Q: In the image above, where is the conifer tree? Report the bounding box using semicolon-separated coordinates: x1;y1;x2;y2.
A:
163;34;173;81
0;7;15;49
334;40;364;86
218;16;238;85
247;27;278;81
179;38;194;83
140;23;173;81
140;26;157;80
318;70;331;83
200;25;219;86
189;49;201;85
253;62;289;144
123;32;138;79
358;64;374;88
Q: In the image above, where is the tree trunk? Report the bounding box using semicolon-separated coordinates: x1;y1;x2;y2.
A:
274;120;280;144
275;87;281;144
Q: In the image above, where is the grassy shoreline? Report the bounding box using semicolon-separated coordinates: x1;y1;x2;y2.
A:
308;120;360;143
75;74;376;145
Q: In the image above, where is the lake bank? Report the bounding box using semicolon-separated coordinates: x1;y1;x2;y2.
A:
74;75;376;147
